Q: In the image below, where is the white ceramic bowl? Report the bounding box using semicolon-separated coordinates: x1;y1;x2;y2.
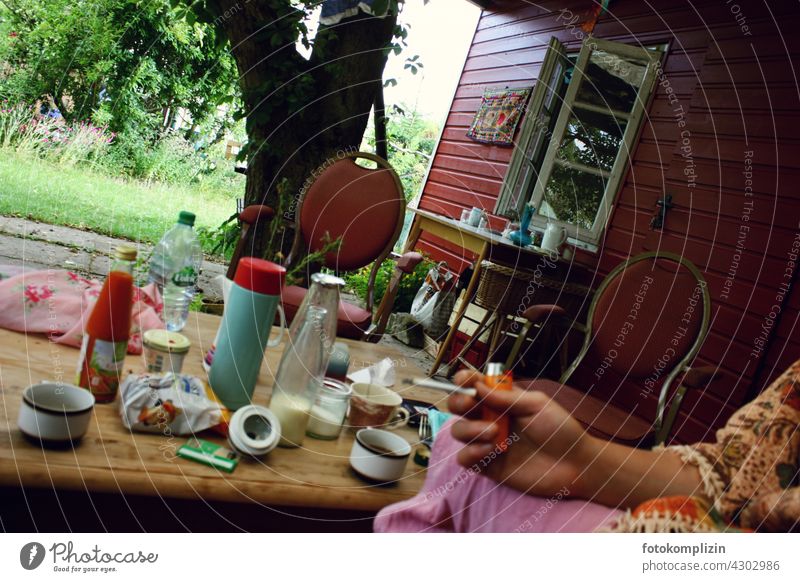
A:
18;382;95;447
350;428;411;483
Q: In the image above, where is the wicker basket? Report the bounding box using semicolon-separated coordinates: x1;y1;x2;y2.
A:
474;260;590;317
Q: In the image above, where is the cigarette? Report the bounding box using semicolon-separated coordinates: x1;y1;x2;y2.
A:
403;377;477;397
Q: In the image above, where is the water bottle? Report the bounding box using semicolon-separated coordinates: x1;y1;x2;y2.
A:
148;211;203;331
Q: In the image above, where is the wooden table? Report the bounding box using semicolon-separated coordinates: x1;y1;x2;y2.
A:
404;208;565;375
0;311;444;514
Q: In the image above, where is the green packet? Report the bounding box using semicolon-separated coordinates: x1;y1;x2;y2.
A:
177;438;239;473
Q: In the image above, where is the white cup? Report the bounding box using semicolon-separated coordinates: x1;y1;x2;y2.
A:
18;382;95;447
350;428;411;482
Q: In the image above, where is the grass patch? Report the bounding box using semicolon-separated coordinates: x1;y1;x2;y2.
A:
0;152;239;245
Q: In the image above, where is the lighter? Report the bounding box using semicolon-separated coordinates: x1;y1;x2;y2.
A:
483;362;513;452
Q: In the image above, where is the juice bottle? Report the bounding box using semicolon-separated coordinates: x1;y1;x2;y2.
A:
483;362;513;452
76;246;136;403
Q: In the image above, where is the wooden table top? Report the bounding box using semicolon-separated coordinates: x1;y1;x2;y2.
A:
0;311;447;511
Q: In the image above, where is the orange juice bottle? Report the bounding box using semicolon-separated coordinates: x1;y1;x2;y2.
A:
483;362;513;451
76;246;136;403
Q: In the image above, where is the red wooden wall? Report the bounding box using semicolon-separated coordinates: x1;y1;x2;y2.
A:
414;0;800;443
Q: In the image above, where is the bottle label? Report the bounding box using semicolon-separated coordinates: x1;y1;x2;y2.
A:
171;266;197;287
76;336;127;399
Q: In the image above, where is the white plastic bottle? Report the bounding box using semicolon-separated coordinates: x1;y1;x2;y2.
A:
148;211;203;331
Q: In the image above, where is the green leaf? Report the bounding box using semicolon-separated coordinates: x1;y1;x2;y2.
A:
384;78;397;87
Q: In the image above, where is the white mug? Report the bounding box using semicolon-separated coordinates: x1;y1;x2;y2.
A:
541;223;568;253
350;428;411;482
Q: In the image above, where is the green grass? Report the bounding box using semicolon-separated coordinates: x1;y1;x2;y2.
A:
0;152;239;245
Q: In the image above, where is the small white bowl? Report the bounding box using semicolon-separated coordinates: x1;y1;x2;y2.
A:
350;428;411;483
18;382;95;447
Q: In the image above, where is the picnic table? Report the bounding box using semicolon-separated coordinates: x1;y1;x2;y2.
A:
0;312;442;525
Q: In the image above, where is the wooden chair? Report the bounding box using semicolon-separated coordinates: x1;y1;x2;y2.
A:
510;252;717;446
281;151;423;341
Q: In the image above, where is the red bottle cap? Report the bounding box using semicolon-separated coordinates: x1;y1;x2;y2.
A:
233;258;286;296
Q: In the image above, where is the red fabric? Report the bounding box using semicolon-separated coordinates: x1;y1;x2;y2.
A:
281;284;371;340
300;158;401;271
591;259;704;378
233;257;286;296
522;304;568;325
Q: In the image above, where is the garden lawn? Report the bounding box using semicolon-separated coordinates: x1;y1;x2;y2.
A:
0;153;238;244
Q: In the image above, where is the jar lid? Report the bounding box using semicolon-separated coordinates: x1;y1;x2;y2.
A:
228;405;281;457
234;257;286;295
143;330;191;353
114;245;137;261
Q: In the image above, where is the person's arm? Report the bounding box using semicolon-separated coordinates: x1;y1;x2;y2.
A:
448;372;705;511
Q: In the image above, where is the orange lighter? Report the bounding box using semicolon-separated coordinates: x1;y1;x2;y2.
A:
482;362;513;452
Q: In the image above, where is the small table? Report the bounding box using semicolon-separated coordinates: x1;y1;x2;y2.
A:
0;312;442;514
404;208;566;375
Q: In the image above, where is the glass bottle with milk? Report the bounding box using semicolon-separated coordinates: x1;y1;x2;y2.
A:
269;273;343;447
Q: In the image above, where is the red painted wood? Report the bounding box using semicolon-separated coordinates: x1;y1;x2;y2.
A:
412;0;800;443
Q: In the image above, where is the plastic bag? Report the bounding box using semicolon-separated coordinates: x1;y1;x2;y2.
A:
410;261;452;329
119;373;225;436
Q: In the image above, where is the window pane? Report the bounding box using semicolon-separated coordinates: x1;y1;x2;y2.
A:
556;109;627;172
538;165;606;230
576;50;648;114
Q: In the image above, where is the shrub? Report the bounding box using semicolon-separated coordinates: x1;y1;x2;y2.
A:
344;257;431;313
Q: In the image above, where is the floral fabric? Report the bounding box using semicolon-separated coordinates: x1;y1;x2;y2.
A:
0;267;163;354
606;359;800;532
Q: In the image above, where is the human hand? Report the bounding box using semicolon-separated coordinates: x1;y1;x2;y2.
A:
447;370;598;499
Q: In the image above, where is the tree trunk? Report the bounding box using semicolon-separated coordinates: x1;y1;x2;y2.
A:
218;1;397;261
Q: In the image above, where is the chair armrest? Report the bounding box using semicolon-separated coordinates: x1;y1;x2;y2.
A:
522;304;568;325
239;204;274;225
681;366;723;389
390;251;424;274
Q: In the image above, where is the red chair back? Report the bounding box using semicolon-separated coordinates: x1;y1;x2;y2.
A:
579;253;709;381
298;152;404;272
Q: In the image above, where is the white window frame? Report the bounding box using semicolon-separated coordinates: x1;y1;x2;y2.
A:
496;37;662;248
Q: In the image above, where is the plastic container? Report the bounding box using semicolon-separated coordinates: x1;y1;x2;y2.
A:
208;258;286;411
76;245;136;403
142;330;191;375
306;378;352;440
148;211;204;332
483;362;513;452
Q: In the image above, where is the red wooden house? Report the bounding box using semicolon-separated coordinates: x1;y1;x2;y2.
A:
411;0;800;443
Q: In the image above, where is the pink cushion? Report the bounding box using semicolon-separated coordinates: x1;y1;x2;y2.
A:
281;285;372;340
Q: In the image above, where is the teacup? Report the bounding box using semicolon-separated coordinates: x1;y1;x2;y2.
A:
18;382;95;447
350;428;411;482
348;383;409;430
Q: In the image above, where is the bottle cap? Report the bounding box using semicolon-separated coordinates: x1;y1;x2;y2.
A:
233;257;286;295
177;211;196;226
142;330;191;354
228;405;281;457
311;272;345;288
114;245;137;261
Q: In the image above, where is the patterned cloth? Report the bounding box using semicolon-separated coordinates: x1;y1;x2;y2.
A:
602;359;800;532
320;0;386;25
376;359;800;532
466;87;532;146
0;267;164;355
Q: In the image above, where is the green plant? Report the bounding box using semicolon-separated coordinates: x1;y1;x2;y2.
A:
344;257;431;313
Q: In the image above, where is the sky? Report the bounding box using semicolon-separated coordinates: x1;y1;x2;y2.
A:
301;0;481;124
382;0;481;122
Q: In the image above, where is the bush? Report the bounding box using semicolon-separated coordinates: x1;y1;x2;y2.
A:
344;257;431;313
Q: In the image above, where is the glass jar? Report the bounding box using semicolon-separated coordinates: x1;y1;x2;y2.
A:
306;378;352;440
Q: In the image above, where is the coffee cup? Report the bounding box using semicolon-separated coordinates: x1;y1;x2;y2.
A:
350;428;411;482
348;383;410;430
18;382;95;447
